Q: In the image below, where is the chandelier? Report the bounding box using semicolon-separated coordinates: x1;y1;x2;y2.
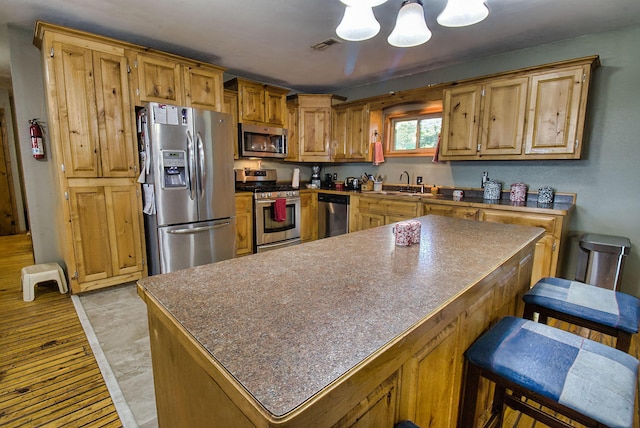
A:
335;0;490;48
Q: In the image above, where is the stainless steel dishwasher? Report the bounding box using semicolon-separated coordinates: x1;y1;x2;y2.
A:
318;193;349;239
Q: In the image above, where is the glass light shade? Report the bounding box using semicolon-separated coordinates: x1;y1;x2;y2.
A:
437;0;489;27
387;0;432;48
336;5;381;41
340;0;388;7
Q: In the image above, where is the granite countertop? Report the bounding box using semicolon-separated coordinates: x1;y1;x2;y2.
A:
138;216;544;417
304;186;575;215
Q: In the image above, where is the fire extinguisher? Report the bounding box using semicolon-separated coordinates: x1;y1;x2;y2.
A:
29;119;45;160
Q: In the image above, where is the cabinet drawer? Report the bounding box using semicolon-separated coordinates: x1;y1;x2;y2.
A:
480;210;556;233
235;194;253;212
359;197;419;217
424;204;479;220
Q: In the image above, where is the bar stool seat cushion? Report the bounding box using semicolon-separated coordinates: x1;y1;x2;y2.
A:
524;277;640;334
466;316;638;428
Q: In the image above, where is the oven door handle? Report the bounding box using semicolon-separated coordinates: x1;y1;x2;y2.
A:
167;222;232;235
256;198;298;204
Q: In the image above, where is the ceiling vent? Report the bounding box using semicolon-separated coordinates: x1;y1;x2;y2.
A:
311;38;342;51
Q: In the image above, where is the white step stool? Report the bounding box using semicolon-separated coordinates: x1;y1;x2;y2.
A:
21;263;69;302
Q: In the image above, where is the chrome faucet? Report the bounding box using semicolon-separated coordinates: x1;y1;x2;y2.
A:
400;171;410;191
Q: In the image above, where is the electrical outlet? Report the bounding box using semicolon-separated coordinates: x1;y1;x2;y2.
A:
416;176;423;184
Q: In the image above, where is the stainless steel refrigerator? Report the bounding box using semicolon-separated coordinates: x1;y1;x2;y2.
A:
140;102;236;275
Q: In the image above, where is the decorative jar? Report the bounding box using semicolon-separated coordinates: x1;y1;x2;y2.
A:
483;180;502;200
510;182;528;202
538;186;555;204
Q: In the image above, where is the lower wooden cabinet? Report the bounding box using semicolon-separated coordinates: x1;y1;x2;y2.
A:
424;201;570;285
67;180;145;292
356;196;420;231
300;191;318;242
235;193;253;256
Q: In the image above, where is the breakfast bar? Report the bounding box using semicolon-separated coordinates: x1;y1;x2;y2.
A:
137;216;544;427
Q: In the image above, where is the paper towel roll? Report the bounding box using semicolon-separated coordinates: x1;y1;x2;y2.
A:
292;168;300;188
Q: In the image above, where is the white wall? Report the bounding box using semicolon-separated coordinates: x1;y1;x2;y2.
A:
331;24;640;296
8;24;63;266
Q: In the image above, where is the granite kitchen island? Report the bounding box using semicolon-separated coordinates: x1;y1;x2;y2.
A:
137;215;544;427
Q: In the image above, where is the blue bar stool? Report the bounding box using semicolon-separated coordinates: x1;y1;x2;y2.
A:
459;316;638;428
523;277;640;352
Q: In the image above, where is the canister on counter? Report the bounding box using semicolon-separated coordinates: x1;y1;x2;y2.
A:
538;186;555;204
483;180;502;200
510;182;528;202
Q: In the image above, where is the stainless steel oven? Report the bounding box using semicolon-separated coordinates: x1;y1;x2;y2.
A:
236;168;301;253
254;191;301;252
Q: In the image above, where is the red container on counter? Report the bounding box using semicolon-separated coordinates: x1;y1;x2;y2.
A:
510;182;528;202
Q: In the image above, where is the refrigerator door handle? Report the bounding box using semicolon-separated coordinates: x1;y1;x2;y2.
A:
166;221;232;235
196;131;205;199
186;130;196;200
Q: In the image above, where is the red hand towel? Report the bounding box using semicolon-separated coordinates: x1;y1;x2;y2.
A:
372;141;385;165
273;198;287;222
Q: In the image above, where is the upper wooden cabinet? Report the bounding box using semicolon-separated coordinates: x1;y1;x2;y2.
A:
46;39;136;178
524;67;587;156
129;53;225;110
331;102;370;162
130;53;183;105
286;94;345;162
222;89;239;159
224;78;289;127
183;64;225;111
439;57;597;160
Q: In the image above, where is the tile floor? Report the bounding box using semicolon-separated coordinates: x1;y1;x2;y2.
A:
75;283;157;428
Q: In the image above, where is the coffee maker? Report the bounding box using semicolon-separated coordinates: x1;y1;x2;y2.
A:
311;165;321;188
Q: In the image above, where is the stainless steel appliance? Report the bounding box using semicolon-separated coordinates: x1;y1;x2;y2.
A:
235;169;301;252
318;193;350;239
239;123;287;158
141;102;236;275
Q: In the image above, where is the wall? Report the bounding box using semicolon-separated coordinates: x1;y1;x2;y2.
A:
328;24;640;296
0;86;26;231
8;25;63;266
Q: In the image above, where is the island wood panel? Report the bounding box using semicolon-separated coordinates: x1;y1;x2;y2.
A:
139;238;536;427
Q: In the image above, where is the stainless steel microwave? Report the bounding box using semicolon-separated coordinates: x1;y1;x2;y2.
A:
239;123;288;158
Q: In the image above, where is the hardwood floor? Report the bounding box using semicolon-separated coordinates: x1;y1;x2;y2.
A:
0;234;121;427
0;233;637;427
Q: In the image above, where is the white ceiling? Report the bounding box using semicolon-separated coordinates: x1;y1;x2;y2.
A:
2;0;640;93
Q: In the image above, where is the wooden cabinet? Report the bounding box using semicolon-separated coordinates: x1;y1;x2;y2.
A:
300;191;318;242
331;102;369;162
423;203;479;220
285;103;299;161
51;41;136;178
356;196;420;231
480;209;561;285
524;66;589;158
286;94;344;162
130;53;225;110
234;193;253;257
130;53;183;105
423;199;571;285
440;84;482;158
222;90;239;159
183;64;225;111
224;78;288;127
439;56;597;160
36;22;147;293
440;77;528;159
68;181;144;289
